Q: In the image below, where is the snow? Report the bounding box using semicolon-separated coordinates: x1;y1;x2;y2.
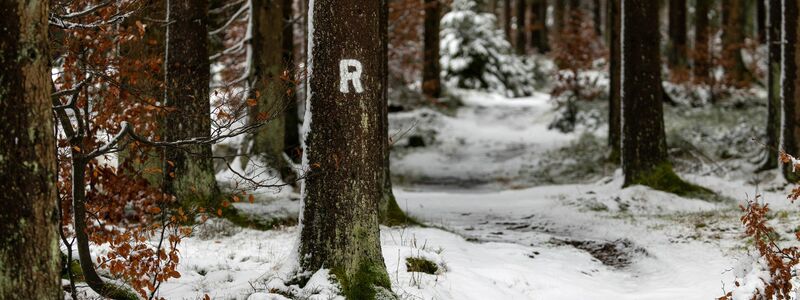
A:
67;43;795;299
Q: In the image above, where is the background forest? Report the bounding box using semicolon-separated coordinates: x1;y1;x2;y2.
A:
3;0;800;299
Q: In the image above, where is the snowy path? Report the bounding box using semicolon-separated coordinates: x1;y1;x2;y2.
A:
389;180;742;300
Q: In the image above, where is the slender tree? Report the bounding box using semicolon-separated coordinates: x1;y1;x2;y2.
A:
694;0;711;82
783;0;799;181
608;0;620;161
164;0;220;208
621;0;711;197
247;0;296;183
554;0;565;34
515;0;526;53
759;0;781;171
423;0;442;98
283;0;301;162
593;0;602;36
757;0;766;43
530;0;550;52
504;0;512;40
381;0;414;226
721;0;749;84
668;0;687;70
0;1;61;298
299;0;394;298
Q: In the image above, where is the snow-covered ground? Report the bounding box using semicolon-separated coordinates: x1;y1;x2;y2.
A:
74;88;800;299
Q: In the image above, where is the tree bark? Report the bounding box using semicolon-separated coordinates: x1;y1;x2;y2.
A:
164;0;220;209
693;0;711;82
530;0;550;53
0;2;61;298
621;0;669;185
760;0;781;171
721;0;748;84
782;0;800;180
423;0;442;98
515;0;527;54
300;0;394;298
608;0;621;161
248;0;296;183
668;0;687;69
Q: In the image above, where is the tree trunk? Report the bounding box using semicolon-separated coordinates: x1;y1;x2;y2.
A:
759;0;781;171
668;0;687;69
300;0;394;298
0;2;61;298
71;155;138;300
608;0;621;161
381;0;413;226
757;0;766;43
118;0;166;186
693;0;710;82
504;0;513;41
283;0;301;163
621;0;669;185
530;0;550;53
721;0;748;84
248;0;296;184
554;0;565;34
593;0;602;36
782;0;800;181
515;0;527;54
423;0;442;98
164;0;220;209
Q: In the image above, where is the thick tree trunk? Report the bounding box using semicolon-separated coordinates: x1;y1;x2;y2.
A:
164;0;220;209
283;0;301;163
248;0;296;183
423;0;442;98
760;0;781;171
693;0;710;82
0;2;61;298
608;0;621;161
530;0;550;53
300;0;394;298
504;0;513;41
621;0;669;185
721;0;749;84
782;0;800;181
515;0;527;54
668;0;687;69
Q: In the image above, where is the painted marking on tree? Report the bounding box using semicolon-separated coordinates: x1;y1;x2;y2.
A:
339;59;364;94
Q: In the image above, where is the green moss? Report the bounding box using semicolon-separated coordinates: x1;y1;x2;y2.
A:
405;257;438;274
380;192;422;227
627;163;719;201
60;255;84;282
334;260;394;300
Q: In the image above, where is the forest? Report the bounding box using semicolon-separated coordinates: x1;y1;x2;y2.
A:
2;0;800;299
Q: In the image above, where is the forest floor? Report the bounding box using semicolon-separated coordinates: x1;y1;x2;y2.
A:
73;88;799;300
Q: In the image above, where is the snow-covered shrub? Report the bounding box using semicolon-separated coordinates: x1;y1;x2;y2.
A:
439;0;535;97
